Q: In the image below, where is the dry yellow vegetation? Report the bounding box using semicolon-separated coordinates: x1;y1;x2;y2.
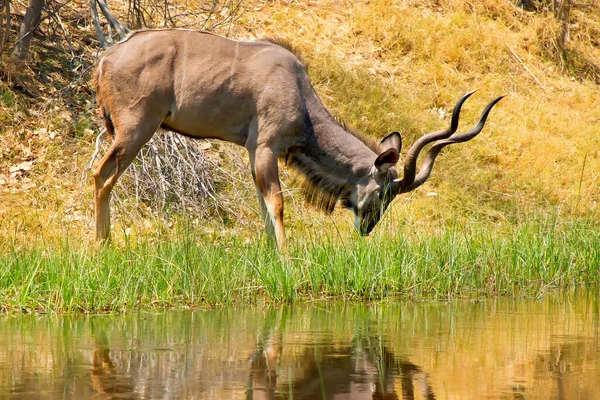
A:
241;0;600;235
0;0;599;244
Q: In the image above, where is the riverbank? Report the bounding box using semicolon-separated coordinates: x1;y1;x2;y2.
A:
2;214;598;314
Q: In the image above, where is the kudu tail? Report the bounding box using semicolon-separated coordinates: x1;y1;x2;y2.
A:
92;61;116;138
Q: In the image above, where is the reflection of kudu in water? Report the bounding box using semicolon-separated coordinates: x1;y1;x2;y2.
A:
247;315;435;399
89;329;189;399
91;330;136;399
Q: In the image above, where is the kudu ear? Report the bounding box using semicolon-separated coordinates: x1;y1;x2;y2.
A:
380;131;402;153
375;132;401;173
374;148;400;173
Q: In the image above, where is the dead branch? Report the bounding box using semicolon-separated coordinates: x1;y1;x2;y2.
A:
505;43;548;91
90;0;109;49
96;0;129;40
553;0;571;51
127;0;147;29
90;0;129;50
45;1;75;63
199;0;244;32
124;0;245;31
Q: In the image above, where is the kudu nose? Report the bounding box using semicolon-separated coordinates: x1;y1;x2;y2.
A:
362;224;376;236
356;216;377;236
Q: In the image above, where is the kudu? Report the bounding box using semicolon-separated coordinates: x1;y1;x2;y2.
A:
92;29;503;249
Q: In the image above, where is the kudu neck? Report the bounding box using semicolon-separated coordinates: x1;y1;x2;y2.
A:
281;81;379;212
303;100;377;184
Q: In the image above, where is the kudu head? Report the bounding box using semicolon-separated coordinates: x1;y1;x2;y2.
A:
345;91;504;235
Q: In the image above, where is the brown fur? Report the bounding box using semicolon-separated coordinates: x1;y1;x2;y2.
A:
337;118;382;154
259;37;381;156
93;32;374;215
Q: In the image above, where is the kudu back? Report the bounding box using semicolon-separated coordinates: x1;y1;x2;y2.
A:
92;29;503;249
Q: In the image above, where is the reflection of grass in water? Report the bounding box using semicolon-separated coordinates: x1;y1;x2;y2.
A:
1;215;599;314
1;292;598;399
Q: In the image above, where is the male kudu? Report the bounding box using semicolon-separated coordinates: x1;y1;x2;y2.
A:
92;29;503;249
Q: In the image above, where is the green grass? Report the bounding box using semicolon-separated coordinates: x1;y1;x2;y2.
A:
1;215;598;314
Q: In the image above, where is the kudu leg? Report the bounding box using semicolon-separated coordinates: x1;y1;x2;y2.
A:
249;146;286;250
93;120;159;241
93;148;118;241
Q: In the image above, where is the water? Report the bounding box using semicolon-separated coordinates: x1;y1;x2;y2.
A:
0;291;598;399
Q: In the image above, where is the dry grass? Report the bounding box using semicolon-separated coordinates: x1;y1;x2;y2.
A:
1;0;599;245
240;0;600;229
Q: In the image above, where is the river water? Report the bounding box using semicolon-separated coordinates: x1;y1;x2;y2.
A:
0;290;598;399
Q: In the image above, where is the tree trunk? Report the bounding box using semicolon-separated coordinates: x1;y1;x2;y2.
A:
11;0;43;61
0;0;10;58
554;0;571;54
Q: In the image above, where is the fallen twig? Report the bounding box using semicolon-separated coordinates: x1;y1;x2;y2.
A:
505;42;548;91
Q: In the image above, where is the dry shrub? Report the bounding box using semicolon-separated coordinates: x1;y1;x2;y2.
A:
108;131;254;226
126;0;245;31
